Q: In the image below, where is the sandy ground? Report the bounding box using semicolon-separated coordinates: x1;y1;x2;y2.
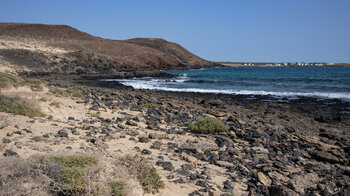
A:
0;85;233;196
0;37;70;54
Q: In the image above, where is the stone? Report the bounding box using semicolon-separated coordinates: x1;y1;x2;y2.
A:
180;142;219;154
289;173;319;194
149;133;167;139
223;180;233;190
268;171;290;185
310;150;342;163
269;185;297;196
58;130;68;137
126;120;137;126
190;174;198;181
273;161;284;168
4;149;19;157
189;190;203;196
22;129;32;133
196;180;207;188
150;141;162;149
173;177;184;183
251;146;269;154
2;138;11;144
138;137;150;143
71;129;80;135
141;149;152;155
257;172;272;186
90;105;99;111
156;160;174;171
68;116;75;121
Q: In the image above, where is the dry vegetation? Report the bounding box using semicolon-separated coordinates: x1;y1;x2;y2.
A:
0;154;164;195
48;86;86;98
120;155;165;194
0;95;46;117
0;72;43;91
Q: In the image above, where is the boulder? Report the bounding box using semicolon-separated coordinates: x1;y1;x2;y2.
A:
310;150;342;163
289;173;319;195
269;185;297;196
4;149;19;157
258;172;272;186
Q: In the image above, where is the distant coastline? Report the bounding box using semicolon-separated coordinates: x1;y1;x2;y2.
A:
218;61;350;67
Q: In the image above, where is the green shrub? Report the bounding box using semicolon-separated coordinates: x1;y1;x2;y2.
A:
0;72;19;88
66;87;84;98
51;156;98;168
0;96;46;117
50;156;98;195
49;87;69;97
143;103;158;109
49;86;86;98
189;117;227;134
73;85;87;92
20;78;43;91
39;97;47;102
110;180;126;196
89;112;100;118
0;72;44;91
120;155;164;193
49;101;60;108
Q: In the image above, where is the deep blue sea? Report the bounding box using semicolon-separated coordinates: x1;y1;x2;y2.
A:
108;66;350;101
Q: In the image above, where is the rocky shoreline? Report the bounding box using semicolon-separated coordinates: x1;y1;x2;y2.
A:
40;74;350;195
0;72;349;195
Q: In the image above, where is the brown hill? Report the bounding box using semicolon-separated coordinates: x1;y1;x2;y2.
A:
0;23;218;74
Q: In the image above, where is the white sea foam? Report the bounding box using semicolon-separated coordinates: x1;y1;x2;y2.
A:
102;78;350;100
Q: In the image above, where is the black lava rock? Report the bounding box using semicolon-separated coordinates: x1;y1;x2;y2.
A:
58;130;68;137
156;160;174;171
4;149;19;157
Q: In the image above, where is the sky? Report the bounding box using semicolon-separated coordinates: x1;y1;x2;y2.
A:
1;0;350;63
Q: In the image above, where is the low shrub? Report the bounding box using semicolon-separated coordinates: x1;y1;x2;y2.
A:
39;97;48;102
21;78;43;91
0;72;19;88
49;101;60;108
89;112;100;118
189;117;227;134
120;155;164;193
0;157;50;195
0;72;44;91
50;156;98;195
110;180;126;196
143;103;158;109
0;95;46;117
49;86;86;98
0;155;142;196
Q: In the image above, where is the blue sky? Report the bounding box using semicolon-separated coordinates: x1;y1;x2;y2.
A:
1;0;349;63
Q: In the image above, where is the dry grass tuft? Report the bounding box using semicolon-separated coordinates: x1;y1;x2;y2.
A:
120;155;164;193
49;101;60;108
49;85;86;98
0;155;144;196
0;72;43;90
0;157;51;196
0;95;46;117
0;72;19;88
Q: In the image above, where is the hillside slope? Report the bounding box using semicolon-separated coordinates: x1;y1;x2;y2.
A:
0;23;218;74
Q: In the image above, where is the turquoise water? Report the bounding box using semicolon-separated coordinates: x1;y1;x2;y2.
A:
109;66;350;100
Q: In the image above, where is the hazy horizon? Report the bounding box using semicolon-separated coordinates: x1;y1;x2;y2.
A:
1;0;349;63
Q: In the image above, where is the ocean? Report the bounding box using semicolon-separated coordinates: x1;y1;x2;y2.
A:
106;66;350;101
